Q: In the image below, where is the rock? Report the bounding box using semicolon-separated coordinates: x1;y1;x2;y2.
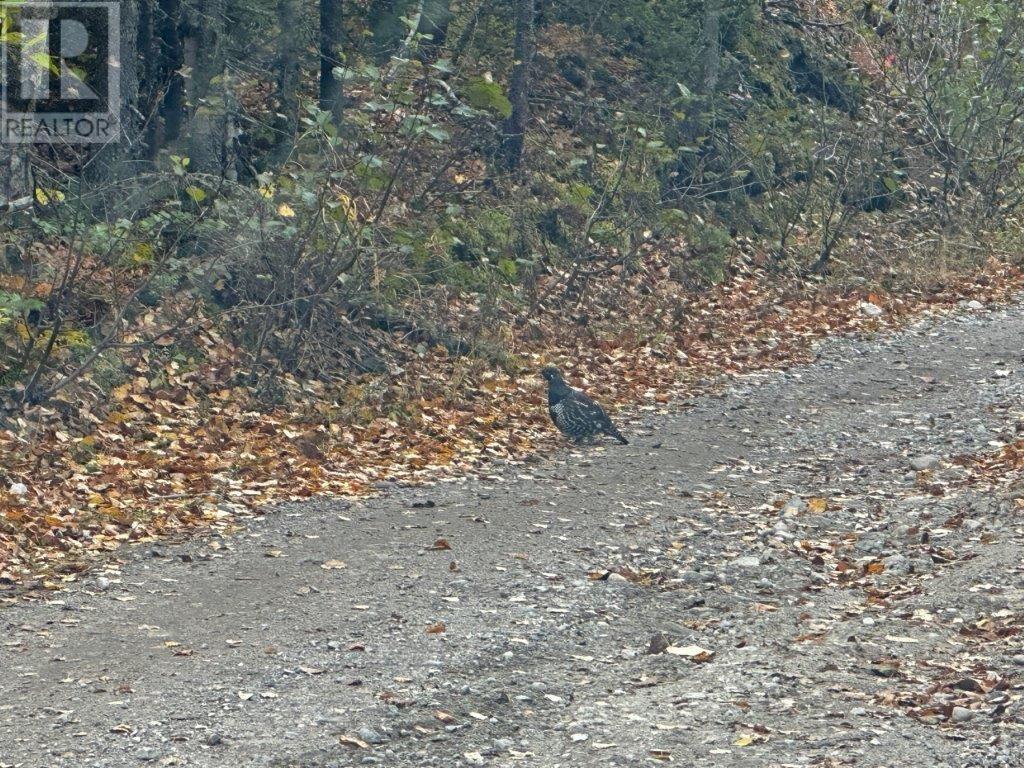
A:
859;301;883;317
463;751;485;766
732;555;761;569
8;482;28;496
966;300;984;310
95;576;111;591
781;496;806;515
882;554;912;575
492;739;514;752
910;455;940;471
605;572;630;584
357;726;386;745
204;733;224;746
950;706;974;724
678;570;703;585
647;633;671;655
135;747;162;762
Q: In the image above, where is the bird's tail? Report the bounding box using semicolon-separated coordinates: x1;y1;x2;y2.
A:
605;425;628;445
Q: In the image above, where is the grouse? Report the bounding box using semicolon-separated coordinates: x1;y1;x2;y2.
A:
541;366;628;444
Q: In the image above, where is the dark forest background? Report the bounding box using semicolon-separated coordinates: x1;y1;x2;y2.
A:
3;0;1024;413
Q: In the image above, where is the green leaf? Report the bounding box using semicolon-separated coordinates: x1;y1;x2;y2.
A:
185;186;207;203
423;126;451;142
463;78;513;119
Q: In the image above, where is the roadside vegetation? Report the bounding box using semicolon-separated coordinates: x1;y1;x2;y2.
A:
4;0;1024;585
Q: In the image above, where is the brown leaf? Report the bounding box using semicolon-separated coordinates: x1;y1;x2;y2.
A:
339;735;370;749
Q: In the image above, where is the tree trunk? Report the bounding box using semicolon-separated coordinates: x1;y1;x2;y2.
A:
182;0;229;175
320;0;345;125
156;0;186;146
701;0;721;96
85;0;141;186
270;0;301;162
500;0;535;172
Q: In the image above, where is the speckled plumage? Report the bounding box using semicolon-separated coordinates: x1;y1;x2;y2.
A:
541;367;628;445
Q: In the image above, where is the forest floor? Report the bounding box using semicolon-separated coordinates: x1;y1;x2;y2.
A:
3;298;1024;767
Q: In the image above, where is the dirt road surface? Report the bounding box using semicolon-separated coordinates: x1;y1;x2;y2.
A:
3;301;1024;768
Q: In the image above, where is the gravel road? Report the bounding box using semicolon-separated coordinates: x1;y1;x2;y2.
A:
3;301;1024;768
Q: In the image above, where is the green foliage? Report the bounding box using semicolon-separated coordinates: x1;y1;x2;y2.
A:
462;77;513;118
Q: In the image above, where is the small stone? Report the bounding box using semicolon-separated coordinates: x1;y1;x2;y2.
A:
966;300;984;310
357;726;386;745
570;733;589;743
8;482;28;496
859;301;883;317
606;573;629;583
95;576;111;591
493;739;514;752
882;554;912;575
647;633;671;655
135;747;162;762
464;751;485;766
781;496;806;515
204;733;223;746
950;706;973;724
910;455;940;471
732;555;761;569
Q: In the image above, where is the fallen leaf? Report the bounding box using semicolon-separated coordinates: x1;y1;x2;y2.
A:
665;644;714;662
339;735;370;749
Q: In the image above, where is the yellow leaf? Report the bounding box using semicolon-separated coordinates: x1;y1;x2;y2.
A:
807;497;827;513
734;735;754;747
35;187;64;205
277;203;296;218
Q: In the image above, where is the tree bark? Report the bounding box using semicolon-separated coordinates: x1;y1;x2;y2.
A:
181;0;229;175
320;0;345;125
500;0;535;172
701;0;721;95
270;0;301;162
85;0;141;186
156;0;185;146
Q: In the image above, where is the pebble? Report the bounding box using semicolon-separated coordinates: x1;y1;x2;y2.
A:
882;554;912;575
357;726;386;745
910;455;940;471
732;555;761;569
950;706;973;724
859;301;883;317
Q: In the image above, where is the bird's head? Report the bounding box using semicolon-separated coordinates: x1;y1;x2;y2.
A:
540;366;562;384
